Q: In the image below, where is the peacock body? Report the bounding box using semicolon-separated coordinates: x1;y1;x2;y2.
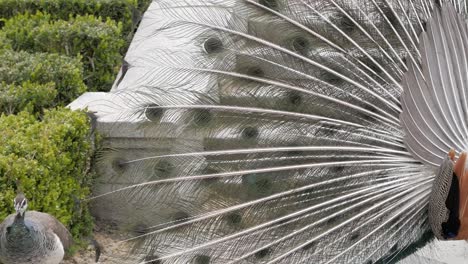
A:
69;0;468;263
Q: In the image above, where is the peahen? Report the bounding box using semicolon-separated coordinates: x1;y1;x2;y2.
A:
0;192;73;264
72;0;468;263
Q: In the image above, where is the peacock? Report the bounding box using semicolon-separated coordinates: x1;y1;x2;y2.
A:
70;0;468;263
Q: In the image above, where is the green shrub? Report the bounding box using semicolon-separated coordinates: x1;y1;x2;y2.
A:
138;0;153;13
0;108;94;239
0;0;142;37
0;33;11;50
0;49;86;105
0;81;57;115
1;12;125;91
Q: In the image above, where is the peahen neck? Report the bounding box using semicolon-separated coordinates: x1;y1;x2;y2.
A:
5;213;35;252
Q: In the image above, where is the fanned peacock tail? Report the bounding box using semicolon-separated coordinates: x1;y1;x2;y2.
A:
88;0;468;263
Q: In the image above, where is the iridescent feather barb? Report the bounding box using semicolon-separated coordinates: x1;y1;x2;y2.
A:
87;0;468;263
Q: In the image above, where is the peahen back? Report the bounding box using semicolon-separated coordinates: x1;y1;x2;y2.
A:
82;0;468;263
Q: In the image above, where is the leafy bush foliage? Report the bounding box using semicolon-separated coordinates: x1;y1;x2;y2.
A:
0;49;86;105
1;12;124;91
0;0;151;244
0;0;145;36
0;108;94;239
138;0;153;14
0;81;56;115
0;34;10;50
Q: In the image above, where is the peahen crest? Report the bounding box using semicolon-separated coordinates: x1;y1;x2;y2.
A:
71;0;468;263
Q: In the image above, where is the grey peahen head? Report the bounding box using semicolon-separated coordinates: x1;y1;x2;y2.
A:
13;193;27;217
6;193;31;242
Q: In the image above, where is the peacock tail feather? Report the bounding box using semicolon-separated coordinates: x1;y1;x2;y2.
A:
83;0;468;263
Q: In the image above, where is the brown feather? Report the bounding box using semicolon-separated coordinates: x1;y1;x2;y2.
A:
456;160;468;239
